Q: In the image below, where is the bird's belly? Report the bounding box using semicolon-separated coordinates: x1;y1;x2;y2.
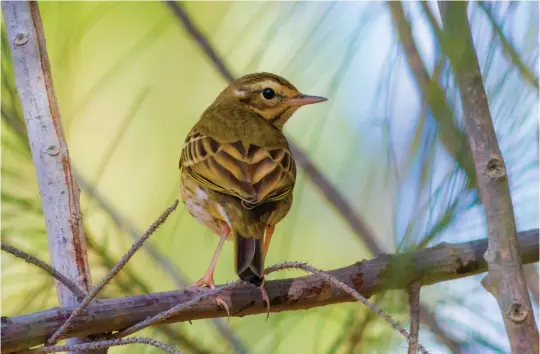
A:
180;176;232;239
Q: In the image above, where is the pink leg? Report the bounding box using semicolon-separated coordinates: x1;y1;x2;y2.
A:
189;225;231;318
192;232;227;288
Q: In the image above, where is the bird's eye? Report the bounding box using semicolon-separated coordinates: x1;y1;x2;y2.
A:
262;88;276;100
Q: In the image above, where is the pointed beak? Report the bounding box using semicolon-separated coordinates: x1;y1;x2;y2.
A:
288;94;328;107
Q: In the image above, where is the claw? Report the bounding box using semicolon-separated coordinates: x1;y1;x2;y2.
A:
189;277;231;320
216;296;231;321
259;286;270;321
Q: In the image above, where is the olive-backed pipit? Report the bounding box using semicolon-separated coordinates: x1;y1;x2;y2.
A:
179;72;327;312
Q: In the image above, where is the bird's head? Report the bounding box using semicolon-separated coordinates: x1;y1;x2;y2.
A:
218;72;327;129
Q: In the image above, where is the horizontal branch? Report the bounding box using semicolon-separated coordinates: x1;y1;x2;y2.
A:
3;229;538;352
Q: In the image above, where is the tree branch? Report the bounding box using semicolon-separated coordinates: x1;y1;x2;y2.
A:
2;2;102;352
3;229;537;353
438;2;539;352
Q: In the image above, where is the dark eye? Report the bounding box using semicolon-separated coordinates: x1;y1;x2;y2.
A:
262;88;276;100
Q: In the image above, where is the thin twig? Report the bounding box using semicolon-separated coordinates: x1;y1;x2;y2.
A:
408;283;421;354
1;243;87;300
24;337;183;354
267;262;429;354
46;199;179;345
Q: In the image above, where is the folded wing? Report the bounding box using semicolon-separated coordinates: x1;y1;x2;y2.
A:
180;130;296;206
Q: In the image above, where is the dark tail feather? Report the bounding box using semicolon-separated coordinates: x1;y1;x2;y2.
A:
234;232;264;287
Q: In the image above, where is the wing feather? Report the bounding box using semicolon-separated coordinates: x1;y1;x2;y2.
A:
180;128;295;205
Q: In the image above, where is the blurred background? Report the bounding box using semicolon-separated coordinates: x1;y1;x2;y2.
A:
1;1;538;353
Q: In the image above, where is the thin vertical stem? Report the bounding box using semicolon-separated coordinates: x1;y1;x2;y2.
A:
408;283;421;354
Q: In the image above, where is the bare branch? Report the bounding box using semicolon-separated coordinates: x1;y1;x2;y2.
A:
438;2;539;352
408;283;421;354
2;2;101;352
3;229;538;353
115;262;429;352
1;243;87;300
46;199;179;345
24;337;183;354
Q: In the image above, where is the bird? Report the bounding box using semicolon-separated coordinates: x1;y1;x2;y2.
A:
179;72;327;315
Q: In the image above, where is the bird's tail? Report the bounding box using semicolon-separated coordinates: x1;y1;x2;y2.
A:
234;230;264;287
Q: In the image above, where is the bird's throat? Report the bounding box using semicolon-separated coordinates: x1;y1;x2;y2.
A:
268;107;298;129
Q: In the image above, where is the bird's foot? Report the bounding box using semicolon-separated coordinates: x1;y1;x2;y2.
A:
259;285;270;321
188;276;231;320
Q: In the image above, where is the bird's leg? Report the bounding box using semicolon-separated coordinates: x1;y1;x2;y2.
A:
189;225;230;318
262;225;275;264
259;284;271;321
192;234;226;288
259;225;274;321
